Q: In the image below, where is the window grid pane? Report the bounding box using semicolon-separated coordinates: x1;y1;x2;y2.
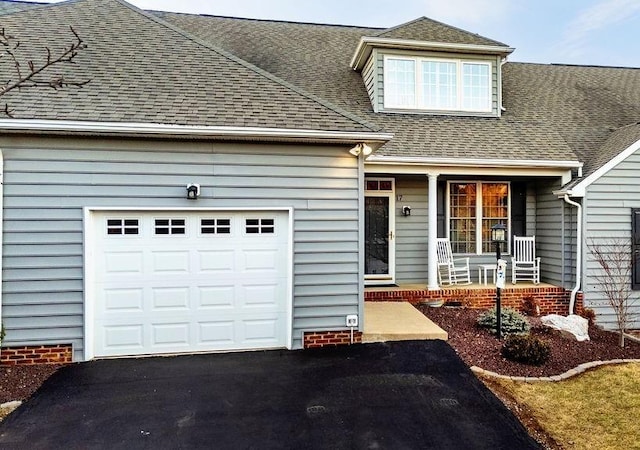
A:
462;63;490;111
246;218;275;234
422;61;457;109
481;183;509;253
449;183;476;253
155;218;186;235
385;58;416;108
201;218;231;234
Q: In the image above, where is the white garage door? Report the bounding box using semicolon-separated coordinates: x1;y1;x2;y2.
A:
90;210;290;358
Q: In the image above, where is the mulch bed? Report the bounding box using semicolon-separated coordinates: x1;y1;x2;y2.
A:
0;364;60;404
417;305;640;377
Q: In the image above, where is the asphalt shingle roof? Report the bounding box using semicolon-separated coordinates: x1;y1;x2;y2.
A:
374;16;508;47
0;0;377;132
2;0;640;174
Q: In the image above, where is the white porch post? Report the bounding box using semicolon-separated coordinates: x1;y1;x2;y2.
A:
428;172;440;290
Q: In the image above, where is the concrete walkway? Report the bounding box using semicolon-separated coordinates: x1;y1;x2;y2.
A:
363;302;448;343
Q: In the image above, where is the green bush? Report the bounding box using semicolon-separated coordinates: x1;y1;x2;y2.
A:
501;334;551;366
476;307;530;335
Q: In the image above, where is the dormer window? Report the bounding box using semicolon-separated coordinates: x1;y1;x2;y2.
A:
383;55;491;113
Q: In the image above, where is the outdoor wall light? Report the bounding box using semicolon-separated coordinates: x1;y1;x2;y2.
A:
186;183;201;200
348;142;373;157
402;205;411;216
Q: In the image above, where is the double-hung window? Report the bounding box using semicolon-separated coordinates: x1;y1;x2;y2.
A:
448;181;509;254
384;56;491;112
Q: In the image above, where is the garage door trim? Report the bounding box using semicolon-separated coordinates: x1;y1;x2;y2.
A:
83;206;294;361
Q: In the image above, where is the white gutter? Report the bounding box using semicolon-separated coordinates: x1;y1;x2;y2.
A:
0;119;394;147
366;154;582;169
563;194;582;314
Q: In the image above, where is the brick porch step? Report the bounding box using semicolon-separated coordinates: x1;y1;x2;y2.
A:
363;302;448;343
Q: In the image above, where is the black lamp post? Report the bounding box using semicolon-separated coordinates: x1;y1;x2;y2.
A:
491;223;507;339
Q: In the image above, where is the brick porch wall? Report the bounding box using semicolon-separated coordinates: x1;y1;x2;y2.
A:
365;287;584;316
304;331;363;349
1;344;73;365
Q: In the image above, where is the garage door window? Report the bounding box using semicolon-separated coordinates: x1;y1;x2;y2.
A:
155;218;186;235
107;218;139;235
201;218;231;234
246;218;275;234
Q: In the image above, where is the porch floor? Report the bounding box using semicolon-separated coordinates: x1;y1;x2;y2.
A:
362;302;448;343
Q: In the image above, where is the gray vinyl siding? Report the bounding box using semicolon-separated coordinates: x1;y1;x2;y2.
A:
394;176;428;284
534;178;566;286
362;52;377;112
583;151;640;330
375;50;500;116
0;137;361;360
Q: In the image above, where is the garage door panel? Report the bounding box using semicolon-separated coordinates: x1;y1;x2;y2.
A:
198;321;235;344
104;251;144;274
197;285;235;308
198;250;235;272
151;250;190;273
152;323;190;346
92;210;289;358
152;287;190;310
101;287;145;312
103;324;144;350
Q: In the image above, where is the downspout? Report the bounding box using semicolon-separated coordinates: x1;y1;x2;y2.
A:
563;194;582;314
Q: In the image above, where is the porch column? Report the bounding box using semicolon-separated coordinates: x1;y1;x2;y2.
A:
428;172;440;290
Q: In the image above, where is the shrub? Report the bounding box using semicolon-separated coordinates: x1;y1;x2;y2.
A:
580;308;596;326
521;296;541;316
477;307;531;335
501;334;551;366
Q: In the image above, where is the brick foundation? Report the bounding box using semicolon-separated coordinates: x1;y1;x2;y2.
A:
365;286;584;316
304;330;363;349
1;344;73;365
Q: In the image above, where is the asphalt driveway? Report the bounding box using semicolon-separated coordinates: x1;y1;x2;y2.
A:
0;340;539;449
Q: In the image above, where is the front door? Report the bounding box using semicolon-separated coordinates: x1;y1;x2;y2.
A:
365;178;395;284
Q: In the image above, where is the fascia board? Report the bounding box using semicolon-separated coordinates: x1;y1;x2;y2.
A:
351;37;514;70
0;119;394;148
365;154;582;169
567;138;640;198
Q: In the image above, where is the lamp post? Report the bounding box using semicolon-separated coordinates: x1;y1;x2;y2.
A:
491;223;507;339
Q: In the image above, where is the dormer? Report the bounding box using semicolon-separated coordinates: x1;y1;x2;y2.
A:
350;17;514;117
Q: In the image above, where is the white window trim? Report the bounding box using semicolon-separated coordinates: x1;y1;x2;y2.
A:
383;55;492;113
446;180;511;255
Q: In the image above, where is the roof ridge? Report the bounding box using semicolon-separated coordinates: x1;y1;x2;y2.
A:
153;10;383;32
112;0;381;133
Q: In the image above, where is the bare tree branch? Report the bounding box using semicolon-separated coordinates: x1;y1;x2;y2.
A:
0;26;90;116
587;237;639;347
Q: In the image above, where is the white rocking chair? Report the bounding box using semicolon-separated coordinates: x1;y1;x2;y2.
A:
436;238;471;285
511;235;541;284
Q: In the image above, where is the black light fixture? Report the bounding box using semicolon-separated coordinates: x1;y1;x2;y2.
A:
186;183;200;200
402;205;411;216
491;223;507;339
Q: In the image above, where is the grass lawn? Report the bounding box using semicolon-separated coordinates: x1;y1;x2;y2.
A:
488;363;640;450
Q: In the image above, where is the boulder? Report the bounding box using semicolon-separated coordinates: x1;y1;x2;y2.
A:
541;314;590;341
